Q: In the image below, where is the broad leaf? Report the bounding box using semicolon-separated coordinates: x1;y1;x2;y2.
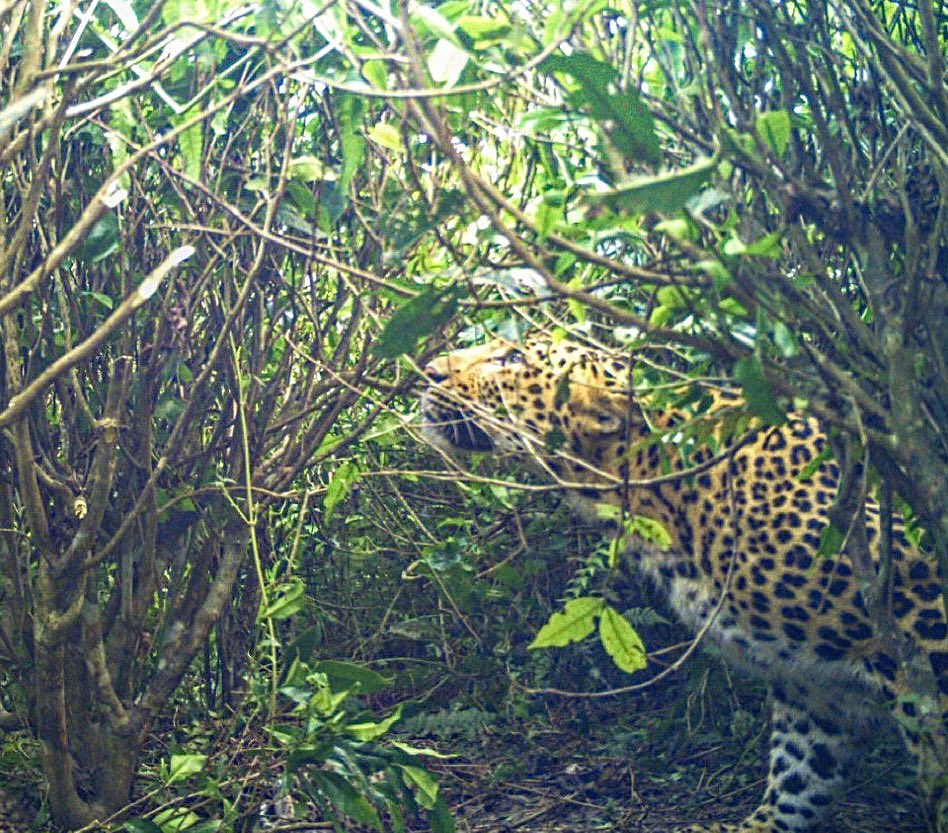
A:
259;578;306;621
167;753;206;784
373;285;463;358
313;659;390;694
529;596;604;649
324;460;359;521
592;155;719;215
818;524;844;558
79;213;120;264
543;52;661;165
599;606;647;674
400;764;440;809
123;821;164;833
312;771;382;830
429;794;456;833
756;110;791;157
733;355;785;426
347;705;402;741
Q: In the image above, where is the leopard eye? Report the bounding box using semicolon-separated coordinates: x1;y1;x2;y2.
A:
499;349;524;367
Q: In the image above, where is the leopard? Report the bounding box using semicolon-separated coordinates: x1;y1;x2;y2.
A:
419;333;947;833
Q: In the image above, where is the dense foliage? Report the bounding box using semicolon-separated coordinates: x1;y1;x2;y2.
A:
0;1;944;831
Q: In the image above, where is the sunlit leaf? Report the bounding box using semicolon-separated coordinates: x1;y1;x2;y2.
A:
153;808;203;833
599;606;647;673
362;60;388;90
288;156;334;182
757;110;791;158
123;821;163;833
166;753;206;784
529;596;604;649
259;578;306;621
457;15;511;44
367;122;403;152
627;515;673;550
178;123;203;182
409;5;461;47
773;321;798;357
347;705;402;741
399;764;440;809
744;231;783;258
429;39;468;86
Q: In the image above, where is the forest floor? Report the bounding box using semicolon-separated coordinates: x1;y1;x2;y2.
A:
0;700;927;832
424;714;928;833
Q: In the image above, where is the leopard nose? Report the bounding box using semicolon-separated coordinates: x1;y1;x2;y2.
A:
425;364;449;383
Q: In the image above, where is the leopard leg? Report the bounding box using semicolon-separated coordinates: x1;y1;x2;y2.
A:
677;688;851;833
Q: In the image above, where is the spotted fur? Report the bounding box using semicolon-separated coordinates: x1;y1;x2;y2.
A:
420;335;947;832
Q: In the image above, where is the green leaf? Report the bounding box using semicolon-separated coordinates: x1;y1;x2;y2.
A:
79;213;120;264
85;290;114;311
591;155;719;215
259;578;306;621
598;606;647;673
733;355;785;426
312;771;382;830
744;230;783;258
627;515;673;550
773;321;798;357
124;821;164;833
428;39;468;86
653;217;694;241
796;446;832;482
373;285;463;358
390;741;453;758
543;53;660;165
288;156;334;182
167;753;206;784
173;823;219;833
367;122;403;152
347;705;402;741
179;123;203;182
529;597;604;649
338;96;367;192
696;259;732;290
324;460;360;521
457;15;511;44
818;524;844;558
722;235;746;256
153;808;202;833
409;5;462;47
362;60;388;90
312;659;389;694
400;764;440;810
429;794;456;833
756;111;791;158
